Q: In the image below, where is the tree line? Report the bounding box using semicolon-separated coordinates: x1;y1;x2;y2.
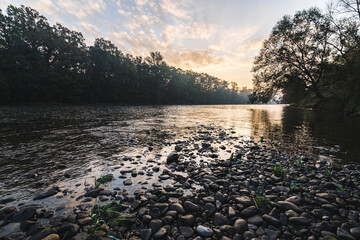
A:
0;5;250;105
250;0;360;113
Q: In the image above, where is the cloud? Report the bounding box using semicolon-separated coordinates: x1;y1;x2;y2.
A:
57;0;106;19
32;0;59;16
165;49;222;68
159;0;190;20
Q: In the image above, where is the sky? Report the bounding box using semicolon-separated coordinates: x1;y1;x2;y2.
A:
0;0;329;88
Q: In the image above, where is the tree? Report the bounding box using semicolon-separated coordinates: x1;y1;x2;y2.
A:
251;8;332;103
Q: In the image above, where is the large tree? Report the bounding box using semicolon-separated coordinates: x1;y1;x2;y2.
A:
251;8;332;103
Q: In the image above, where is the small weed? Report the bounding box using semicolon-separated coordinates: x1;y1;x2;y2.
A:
336;183;347;192
254;194;270;208
325;169;333;179
273;165;284;177
296;158;302;168
260;136;264;142
94;174;114;188
90;202;130;235
290;183;303;193
229;153;235;162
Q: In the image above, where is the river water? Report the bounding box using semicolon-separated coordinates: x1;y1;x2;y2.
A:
0;104;359;212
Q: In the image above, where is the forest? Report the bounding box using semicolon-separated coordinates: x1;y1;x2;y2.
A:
0;5;250;105
250;0;360;114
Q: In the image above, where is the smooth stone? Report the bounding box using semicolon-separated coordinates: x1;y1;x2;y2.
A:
179;226;193;238
204;203;216;215
247;215;263;226
214;213;230;226
149;219;163;233
170;203;185;214
263;215;281;226
183;201;200;212
140;229;152;240
350;227;360;238
277;201;303;213
12;207;36;222
178;215;195;226
196;225;213;237
288;217;312;225
337;227;356;240
42;234;60;240
33;187;59;200
234;219;247;233
241;206;258;217
154;227;167;240
123;179;132;185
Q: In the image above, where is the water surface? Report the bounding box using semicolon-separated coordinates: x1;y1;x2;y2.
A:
0;104;359;210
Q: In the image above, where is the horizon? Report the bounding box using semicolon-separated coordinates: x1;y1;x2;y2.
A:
1;0;328;88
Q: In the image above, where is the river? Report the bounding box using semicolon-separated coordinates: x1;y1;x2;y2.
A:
0;104;359;213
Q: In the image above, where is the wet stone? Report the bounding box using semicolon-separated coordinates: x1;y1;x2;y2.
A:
179;226;193;238
154;227;167;240
234;219;247;233
241;206;258;217
196;225;213;237
247;215;263;226
214;213;230;226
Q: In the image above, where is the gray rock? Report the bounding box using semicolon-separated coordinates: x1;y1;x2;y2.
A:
288;217;312;225
178;215;195;226
214;213;230;226
183;201;200;212
123;179;132;185
12;207;36;222
196;225;213;237
71;232;89;240
33;186;59;200
247;215;263;226
140;229;152;240
170;203;185;214
179;226;193;238
167;152;179;164
241;206;258;217
149;219;163;233
154;227;167;240
235;196;252;207
337;227;356;240
263;215;281;226
234;219;247;233
56;223;79;239
350;227;360;238
277;201;303;213
204;203;216;215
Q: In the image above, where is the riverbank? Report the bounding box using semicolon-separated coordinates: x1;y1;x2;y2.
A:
1;125;360;240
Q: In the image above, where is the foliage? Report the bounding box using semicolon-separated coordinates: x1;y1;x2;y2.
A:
336;183;347;192
273;164;284;177
290;183;303;193
325;169;333;179
90;202;130;235
251;1;360;114
254;194;270;208
94;174;114;188
0;5;250;105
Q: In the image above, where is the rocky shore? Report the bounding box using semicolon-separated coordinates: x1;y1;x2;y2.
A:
1;125;360;240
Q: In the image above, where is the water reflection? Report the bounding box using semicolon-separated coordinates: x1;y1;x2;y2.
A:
0;104;360;203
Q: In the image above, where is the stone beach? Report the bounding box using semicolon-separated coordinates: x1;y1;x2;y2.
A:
1;125;360;240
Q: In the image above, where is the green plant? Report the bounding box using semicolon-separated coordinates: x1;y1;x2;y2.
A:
260;136;264;142
336;183;347;192
296;158;302;168
290;183;303;193
90;202;130;235
94;174;114;188
273;165;284;177
325;169;333;179
229;153;235;162
254;194;270;208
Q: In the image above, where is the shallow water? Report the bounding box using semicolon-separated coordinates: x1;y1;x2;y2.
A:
0;104;359;212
